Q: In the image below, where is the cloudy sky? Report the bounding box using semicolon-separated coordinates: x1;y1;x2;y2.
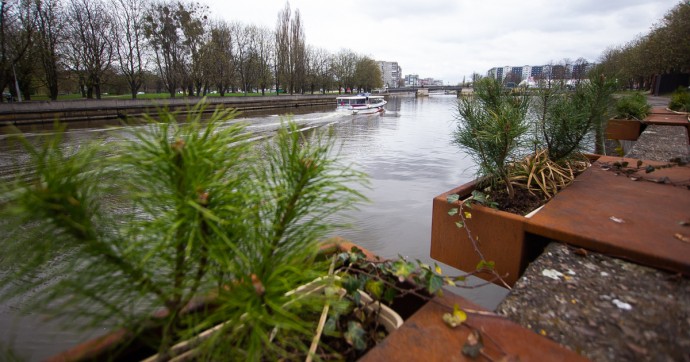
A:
200;0;680;84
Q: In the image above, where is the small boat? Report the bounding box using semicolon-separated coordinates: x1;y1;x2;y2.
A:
336;94;387;115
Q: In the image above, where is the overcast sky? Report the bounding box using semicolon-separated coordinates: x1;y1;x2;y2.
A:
200;0;680;84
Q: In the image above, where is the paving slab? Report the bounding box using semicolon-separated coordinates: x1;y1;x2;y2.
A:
626;125;690;161
525;155;690;275
643;107;690;144
497;242;690;362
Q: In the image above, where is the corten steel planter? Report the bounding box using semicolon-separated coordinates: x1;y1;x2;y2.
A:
525;155;690;276
430;181;528;288
360;290;588;362
605;118;643;141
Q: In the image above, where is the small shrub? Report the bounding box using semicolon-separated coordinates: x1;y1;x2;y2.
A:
615;92;651;120
668;87;690;112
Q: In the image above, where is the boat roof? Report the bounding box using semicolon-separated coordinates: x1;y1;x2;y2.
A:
336;94;385;99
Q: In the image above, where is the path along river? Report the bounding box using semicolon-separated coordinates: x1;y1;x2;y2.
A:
0;94;509;360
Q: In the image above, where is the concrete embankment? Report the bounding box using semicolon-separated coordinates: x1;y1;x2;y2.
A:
0;95;337;127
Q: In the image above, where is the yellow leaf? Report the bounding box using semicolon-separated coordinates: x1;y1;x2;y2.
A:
435;264;443;274
453;304;467;322
464;211;472;219
442;304;467;328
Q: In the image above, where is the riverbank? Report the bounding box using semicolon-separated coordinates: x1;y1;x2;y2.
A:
0;94;338;127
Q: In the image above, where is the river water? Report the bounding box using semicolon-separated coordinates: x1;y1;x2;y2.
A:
0;94;509;360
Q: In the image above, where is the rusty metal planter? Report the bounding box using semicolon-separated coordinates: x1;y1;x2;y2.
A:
525;155;690;276
430;180;528;287
605;118;643;141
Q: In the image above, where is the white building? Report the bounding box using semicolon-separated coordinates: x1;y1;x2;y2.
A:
377;61;402;89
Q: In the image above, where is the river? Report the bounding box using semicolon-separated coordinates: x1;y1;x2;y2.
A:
0;94;509;360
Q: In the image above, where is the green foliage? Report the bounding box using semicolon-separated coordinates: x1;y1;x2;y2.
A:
582;73;618;155
0;99;368;360
453;78;531;199
615;92;651;120
669;86;690;112
533;83;592;162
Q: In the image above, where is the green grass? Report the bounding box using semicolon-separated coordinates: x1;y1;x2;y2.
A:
28;92;284;101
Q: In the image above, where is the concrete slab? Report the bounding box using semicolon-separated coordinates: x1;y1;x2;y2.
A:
626;125;690;161
497;242;690;361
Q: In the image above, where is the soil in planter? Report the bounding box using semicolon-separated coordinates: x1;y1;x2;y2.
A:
489;187;543;216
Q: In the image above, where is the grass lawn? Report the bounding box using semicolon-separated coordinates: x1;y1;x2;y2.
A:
27;92;289;101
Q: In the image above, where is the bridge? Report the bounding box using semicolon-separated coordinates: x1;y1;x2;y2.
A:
383;85;463;93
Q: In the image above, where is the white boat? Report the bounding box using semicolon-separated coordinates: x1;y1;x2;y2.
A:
335;94;387;115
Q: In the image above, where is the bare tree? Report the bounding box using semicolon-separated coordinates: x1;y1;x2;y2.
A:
0;0;34;101
34;0;63;100
275;2;305;94
113;0;148;99
176;1;207;96
331;49;357;94
290;8;305;93
254;25;273;95
306;46;331;94
64;0;114;99
205;20;233;96
231;22;251;95
144;1;185;97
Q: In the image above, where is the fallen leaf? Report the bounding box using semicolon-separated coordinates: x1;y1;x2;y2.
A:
674;233;690;243
461;330;483;358
573;248;588;257
442;304;467;328
609;216;625;223
679;220;690;227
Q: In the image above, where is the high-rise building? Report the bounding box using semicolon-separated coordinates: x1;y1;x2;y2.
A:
378;61;402;89
487;62;594;82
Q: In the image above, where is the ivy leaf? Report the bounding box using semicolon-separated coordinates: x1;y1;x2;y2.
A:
323;316;339;337
342;275;362;294
428;274;444;295
434;263;443;275
464;211;472;219
345;321;367;351
455;221;465;228
365;279;384;300
393;259;415;280
444;277;456;286
476;260;495;271
447;194;460;204
448;207;459;216
645;165;655;173
382;287;397;304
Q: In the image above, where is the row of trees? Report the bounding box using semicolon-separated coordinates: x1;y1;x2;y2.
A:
0;0;383;101
596;1;689;89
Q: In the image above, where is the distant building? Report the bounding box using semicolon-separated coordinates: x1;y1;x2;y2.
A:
488;62;594;82
378;61;402;89
404;74;419;87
